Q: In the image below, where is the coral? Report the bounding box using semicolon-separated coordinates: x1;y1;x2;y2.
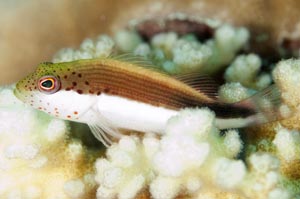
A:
273;59;300;109
146;24;249;74
95;136;157;199
202;24;249;74
273;126;300;162
52;35;115;63
114;30;143;53
218;82;253;103
94;109;290;199
0;86;99;199
224;54;271;90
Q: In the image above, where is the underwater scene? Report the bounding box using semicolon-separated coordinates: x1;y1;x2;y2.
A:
2;1;300;199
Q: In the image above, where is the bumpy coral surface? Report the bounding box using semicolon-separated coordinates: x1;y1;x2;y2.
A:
95;109;290;199
0;87;99;199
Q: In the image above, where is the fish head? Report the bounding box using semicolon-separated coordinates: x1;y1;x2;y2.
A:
15;62;97;121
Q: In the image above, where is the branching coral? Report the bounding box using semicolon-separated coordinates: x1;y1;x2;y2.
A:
224;54;271;90
147;24;249;74
0;86;98;199
94;109;290;199
52;35;115;63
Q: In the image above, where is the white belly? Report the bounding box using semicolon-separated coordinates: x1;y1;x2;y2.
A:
96;94;178;133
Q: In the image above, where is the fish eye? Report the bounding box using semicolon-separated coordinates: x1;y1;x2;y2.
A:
38;75;60;94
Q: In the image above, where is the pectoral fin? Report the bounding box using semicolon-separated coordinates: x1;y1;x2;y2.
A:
87;110;123;147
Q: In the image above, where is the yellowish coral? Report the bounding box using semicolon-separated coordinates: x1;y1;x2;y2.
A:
0;86;98;199
94;109;289;199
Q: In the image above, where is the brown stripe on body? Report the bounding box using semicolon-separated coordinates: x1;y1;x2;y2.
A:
61;59;256;118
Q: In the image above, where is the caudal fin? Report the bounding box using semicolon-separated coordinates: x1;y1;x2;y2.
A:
234;84;291;125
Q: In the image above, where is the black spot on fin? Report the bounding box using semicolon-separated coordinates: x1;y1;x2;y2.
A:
174;73;219;100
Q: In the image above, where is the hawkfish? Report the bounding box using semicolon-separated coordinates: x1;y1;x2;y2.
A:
14;56;283;146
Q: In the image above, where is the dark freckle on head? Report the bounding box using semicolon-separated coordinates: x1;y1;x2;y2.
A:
64;75;68;79
77;89;83;94
97;91;101;96
67;68;70;71
72;72;76;75
89;90;94;94
72;82;77;86
66;87;71;91
53;70;56;73
78;73;82;78
74;111;78;115
85;81;89;85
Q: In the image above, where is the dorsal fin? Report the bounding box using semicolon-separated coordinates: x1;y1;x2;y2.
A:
174;73;219;99
110;53;159;69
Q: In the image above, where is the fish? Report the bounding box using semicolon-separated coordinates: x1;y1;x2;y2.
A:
14;55;284;146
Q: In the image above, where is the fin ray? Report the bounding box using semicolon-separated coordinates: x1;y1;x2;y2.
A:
234;84;286;124
87;109;123;146
110;53;160;70
174;73;219;99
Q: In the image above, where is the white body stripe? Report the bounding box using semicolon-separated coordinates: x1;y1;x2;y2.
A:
96;94;178;133
34;91;254;135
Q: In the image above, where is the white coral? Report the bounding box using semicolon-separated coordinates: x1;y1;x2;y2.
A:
273;126;300;162
114;30;142;53
0;86;95;199
241;153;289;199
203;24;250;74
273;59;300;108
95;136;157;199
218;82;252;103
95;108;290;199
52;35;115;63
223;130;243;158
171;39;212;73
224;54;271;89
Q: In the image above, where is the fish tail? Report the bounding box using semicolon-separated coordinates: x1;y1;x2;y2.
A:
233;84;289;126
